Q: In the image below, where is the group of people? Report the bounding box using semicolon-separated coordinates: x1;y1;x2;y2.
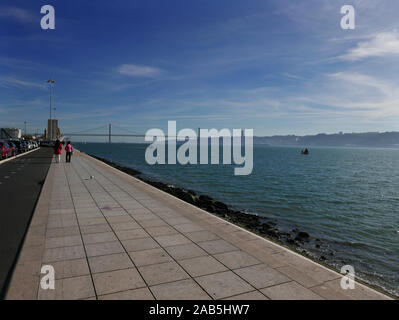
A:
53;140;74;163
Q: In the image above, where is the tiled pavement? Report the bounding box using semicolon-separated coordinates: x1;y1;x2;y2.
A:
6;151;392;300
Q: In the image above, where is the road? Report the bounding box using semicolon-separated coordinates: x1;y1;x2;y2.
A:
0;148;53;298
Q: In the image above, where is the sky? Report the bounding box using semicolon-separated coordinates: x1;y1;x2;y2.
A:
1;0;399;140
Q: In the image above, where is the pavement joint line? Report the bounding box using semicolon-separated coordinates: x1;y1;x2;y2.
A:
68;158;156;300
76;157;215;299
62;163;99;300
77;157;262;300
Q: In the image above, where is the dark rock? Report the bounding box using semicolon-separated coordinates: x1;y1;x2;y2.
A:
295;231;310;241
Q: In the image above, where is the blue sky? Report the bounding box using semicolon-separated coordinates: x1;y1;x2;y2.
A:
1;0;399;140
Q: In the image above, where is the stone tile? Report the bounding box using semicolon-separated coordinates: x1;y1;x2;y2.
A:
138;261;190;286
85;241;125;257
310;278;389;300
146;226;179;237
122;237;160;252
47;216;78;229
115;228;149;240
49;208;75;215
195;271;254;300
150;279;211;300
93;268;146;295
18;246;43;263
46;226;80;238
133;213;159;221
106;216;135;224
111;221;141;231
138;219;168;228
78;217;108;226
82;232;118;244
213;251;261;269
174;223;205;233
42;246;85;263
276;265;322;288
198;239;239;254
88;253;133;273
126;208;152;215
185;230;220;242
164;217;192;225
45;235;82;249
76;212;103;219
224;291;269;300
38;275;95;300
80;224;112;234
234;264;290;289
51;259;90;279
154;234;191;247
180;255;228;277
165;243;208;261
6;277;39;300
99;287;154;300
128;248;173;267
261;281;324;300
230;230;260;241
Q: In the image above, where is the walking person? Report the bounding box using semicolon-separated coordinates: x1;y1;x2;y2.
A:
65;141;73;163
53;139;62;163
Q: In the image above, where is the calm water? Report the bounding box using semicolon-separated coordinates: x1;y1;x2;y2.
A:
75;143;399;296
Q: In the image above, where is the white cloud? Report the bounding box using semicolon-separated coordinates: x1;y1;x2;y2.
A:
117;64;163;78
0;7;36;23
340;31;399;61
0;77;46;89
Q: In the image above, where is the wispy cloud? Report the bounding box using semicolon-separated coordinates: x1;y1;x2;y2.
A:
0;77;46;89
0;7;36;23
117;64;163;78
340;31;399;61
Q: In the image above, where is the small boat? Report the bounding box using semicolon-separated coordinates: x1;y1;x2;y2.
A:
301;148;309;155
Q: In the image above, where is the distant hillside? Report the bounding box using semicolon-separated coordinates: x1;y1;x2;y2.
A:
254;132;399;147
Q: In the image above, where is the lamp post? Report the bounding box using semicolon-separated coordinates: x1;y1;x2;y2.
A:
47;79;55;140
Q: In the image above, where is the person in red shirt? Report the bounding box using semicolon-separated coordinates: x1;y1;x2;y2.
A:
65;141;74;163
53;140;62;163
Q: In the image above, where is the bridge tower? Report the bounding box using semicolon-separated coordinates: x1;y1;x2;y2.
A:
109;124;111;143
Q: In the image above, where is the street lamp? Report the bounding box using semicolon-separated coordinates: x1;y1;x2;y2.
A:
47;79;55;140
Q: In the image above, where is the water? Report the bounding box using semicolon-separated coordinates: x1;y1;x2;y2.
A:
75;142;399;296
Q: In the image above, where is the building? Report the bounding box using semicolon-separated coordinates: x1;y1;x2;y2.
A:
47;119;60;140
0;128;22;139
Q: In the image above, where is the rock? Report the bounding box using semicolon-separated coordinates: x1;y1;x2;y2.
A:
199;195;213;202
295;231;310;241
214;201;228;210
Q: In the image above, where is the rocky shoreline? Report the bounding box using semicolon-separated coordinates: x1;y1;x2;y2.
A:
89;154;336;262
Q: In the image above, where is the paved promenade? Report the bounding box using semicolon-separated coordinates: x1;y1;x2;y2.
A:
6;150;392;300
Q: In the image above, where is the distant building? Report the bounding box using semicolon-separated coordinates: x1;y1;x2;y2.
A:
48;119;60;140
0;128;22;139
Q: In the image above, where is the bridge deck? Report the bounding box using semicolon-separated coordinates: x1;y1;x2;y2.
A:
6;151;392;300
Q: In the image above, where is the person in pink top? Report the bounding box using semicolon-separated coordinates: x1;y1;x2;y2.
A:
65;141;74;163
53;140;62;163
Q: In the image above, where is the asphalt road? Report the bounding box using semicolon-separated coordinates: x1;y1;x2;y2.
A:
0;148;53;298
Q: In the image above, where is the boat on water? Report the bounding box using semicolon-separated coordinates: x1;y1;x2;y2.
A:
301;148;309;155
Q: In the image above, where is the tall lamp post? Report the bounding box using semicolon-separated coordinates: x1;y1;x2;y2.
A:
47;79;55;140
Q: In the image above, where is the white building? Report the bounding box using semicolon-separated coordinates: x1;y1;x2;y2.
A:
0;128;22;139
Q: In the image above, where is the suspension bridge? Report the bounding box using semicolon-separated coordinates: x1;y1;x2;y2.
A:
63;124;147;143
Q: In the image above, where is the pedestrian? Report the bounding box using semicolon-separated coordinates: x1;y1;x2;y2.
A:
65;141;74;163
53;139;62;163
